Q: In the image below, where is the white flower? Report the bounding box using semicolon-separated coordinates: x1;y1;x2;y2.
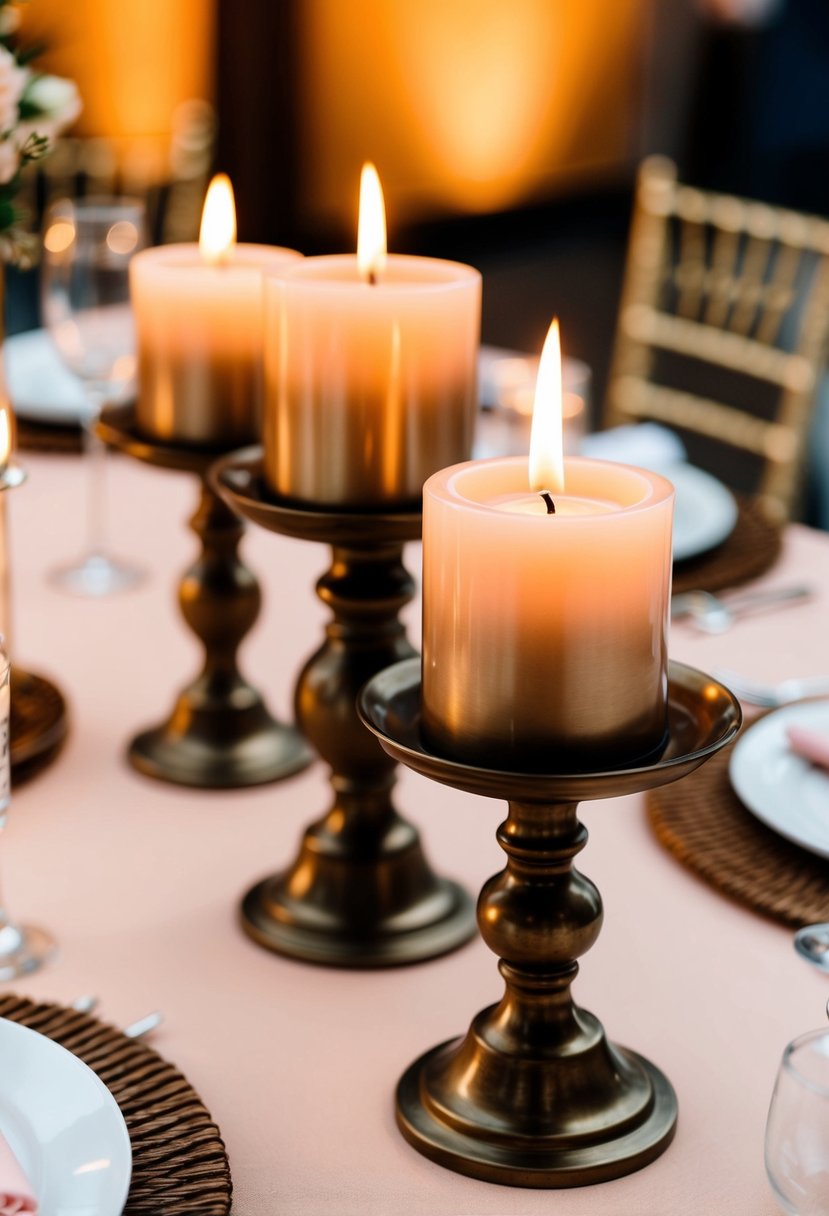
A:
25;74;81;131
0;45;26;134
0;136;17;183
0;8;20;36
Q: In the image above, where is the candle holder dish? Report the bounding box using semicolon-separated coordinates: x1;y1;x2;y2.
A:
359;657;741;1187
10;667;68;784
97;404;311;789
211;449;475;968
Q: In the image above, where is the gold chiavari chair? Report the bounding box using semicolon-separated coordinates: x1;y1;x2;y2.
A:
604;156;829;522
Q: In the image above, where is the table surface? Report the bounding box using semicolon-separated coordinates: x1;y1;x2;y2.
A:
7;449;829;1216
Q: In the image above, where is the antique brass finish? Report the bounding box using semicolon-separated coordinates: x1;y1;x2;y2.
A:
212;450;475;968
0;464;70;784
10;668;69;784
97;404;311;789
359;658;741;1186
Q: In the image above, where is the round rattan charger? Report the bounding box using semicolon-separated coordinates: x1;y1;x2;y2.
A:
672;494;781;596
16;418;82;454
0;994;232;1215
648;738;829;928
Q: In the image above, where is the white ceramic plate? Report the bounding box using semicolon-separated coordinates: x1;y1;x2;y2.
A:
729;700;829;858
670;463;738;561
4;328;86;423
0;1018;132;1215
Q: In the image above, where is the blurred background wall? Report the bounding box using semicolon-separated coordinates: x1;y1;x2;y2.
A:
21;0;215;183
13;0;829;443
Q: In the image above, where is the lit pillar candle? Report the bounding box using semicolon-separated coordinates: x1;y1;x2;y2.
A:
130;174;302;445
422;321;674;772
263;163;481;507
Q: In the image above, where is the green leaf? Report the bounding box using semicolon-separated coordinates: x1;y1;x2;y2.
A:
0;198;17;230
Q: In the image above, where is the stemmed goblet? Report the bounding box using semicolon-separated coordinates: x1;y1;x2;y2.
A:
0;643;54;978
766;1028;829;1214
41;196;147;596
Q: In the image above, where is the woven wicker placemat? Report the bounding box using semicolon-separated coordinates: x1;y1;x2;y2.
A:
647;741;829;928
0;995;232;1215
673;495;782;596
17;418;82;454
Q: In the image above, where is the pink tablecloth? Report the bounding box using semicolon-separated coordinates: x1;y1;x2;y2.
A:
8;450;829;1215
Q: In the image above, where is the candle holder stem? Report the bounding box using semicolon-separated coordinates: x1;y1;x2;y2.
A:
99;406;311;789
394;794;674;1186
213;452;476;968
242;538;474;966
129;472;310;787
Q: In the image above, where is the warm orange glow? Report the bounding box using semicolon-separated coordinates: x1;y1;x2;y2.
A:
199;174;236;266
301;0;644;225
21;0;215;165
529;319;565;495
43;217;75;255
357;162;387;283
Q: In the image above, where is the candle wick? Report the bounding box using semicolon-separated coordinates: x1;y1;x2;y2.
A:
368;269;377;287
540;491;556;515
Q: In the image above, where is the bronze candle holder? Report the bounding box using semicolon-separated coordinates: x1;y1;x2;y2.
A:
97;403;311;789
359;658;741;1187
10;668;68;784
0;462;69;783
211;450;475;968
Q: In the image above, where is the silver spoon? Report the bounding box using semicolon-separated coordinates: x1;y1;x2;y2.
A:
795;923;829;972
671;584;813;634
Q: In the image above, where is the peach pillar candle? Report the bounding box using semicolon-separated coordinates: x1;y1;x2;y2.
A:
262;164;481;507
422;455;674;770
131;174;301;445
421;321;674;772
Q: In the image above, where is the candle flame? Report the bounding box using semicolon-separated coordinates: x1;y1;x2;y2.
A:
529;318;565;494
357;162;387;284
199;173;236;266
0;406;11;474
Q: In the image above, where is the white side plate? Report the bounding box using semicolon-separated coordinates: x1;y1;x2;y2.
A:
0;1018;132;1216
670;463;739;562
5;329;86;423
729;700;829;858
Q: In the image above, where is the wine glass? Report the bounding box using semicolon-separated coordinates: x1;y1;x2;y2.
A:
766;1028;829;1214
41;196;147;596
0;643;54;978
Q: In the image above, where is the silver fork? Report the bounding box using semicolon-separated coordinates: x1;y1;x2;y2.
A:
71;995;163;1038
714;670;829;708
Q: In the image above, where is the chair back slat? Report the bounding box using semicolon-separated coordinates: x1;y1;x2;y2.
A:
605;156;829;521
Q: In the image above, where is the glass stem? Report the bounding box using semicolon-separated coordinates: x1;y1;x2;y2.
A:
0;858;19;948
0;655;17;952
82;388;109;560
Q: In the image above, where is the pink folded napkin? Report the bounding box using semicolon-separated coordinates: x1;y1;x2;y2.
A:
788;726;829;773
0;1132;36;1215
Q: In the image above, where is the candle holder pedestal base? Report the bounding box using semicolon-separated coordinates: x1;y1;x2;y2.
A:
212;451;475;968
359;658;741;1187
98;405;311;789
